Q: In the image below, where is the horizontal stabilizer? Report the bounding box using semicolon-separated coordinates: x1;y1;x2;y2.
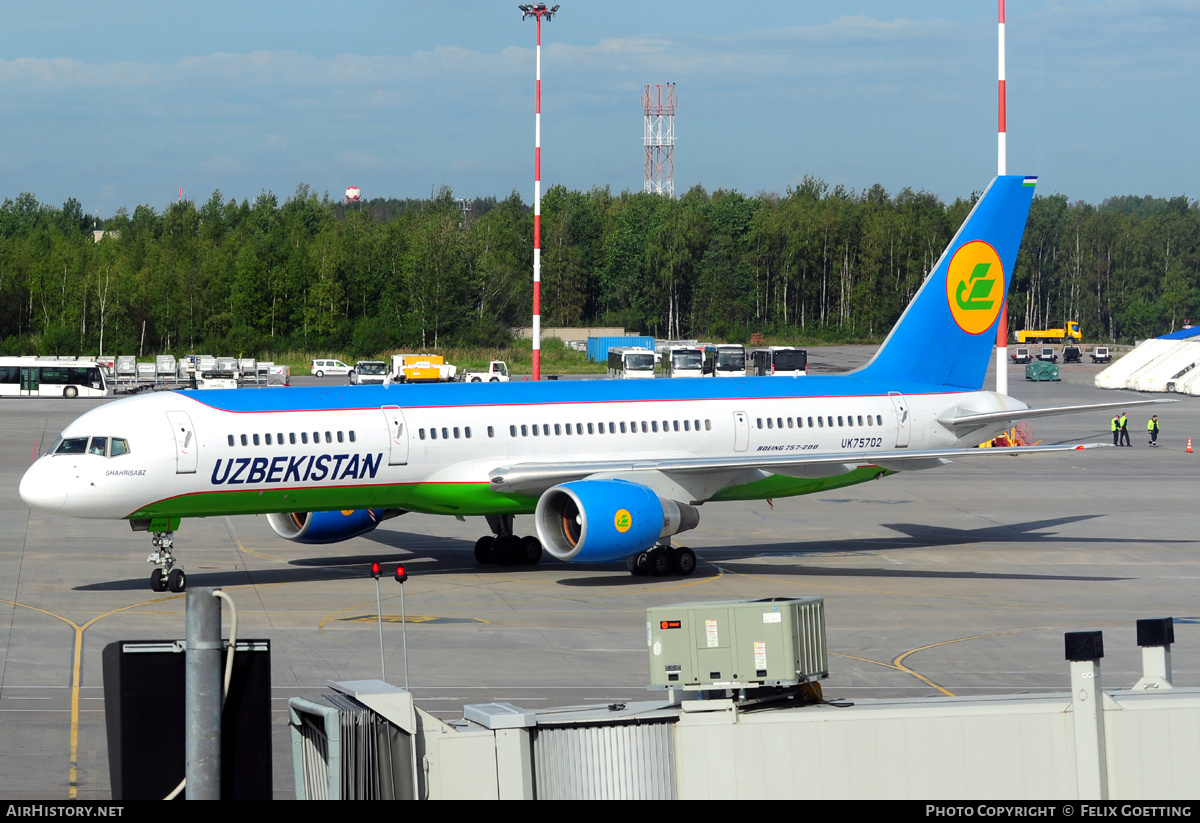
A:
944;397;1175;430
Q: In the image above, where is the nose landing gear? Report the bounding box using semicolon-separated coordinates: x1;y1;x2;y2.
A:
148;532;186;592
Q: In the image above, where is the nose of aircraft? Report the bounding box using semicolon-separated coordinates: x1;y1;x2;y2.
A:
19;459;67;512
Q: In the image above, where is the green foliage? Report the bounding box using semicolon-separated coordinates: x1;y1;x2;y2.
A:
1;182;1196;359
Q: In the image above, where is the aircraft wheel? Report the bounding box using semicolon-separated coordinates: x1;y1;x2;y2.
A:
672;547;697;576
520;535;543;565
495;535;522;566
627;552;649;576
474;536;496;565
648;548;672;577
168;569;186;593
150;569;167;592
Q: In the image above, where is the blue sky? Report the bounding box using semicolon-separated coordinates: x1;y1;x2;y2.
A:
0;1;1196;215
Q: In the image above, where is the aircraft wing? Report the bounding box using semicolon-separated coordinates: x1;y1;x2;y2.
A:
488;442;1108;499
941;398;1174;430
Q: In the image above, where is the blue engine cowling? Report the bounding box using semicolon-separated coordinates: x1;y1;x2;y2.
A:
266;509;404;544
534;479;699;563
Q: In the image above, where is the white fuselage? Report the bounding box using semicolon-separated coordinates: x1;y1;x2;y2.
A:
19;380;1010;522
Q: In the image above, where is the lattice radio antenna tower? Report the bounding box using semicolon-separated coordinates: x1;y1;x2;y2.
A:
643;83;676;196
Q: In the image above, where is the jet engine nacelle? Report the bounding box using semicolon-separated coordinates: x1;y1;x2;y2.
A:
266;509;404;544
534;479;699;563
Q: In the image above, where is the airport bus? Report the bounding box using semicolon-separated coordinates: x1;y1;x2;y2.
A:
663;345;707;378
705;344;747;377
749;346;808;377
606;347;657;379
0;357;109;398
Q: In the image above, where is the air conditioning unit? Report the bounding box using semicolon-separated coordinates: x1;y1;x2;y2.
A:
646;597;827;692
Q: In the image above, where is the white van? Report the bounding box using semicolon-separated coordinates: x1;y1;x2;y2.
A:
310;359;352;378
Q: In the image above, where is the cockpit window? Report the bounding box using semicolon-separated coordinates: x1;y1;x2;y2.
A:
55;437;88;454
52;436;129;457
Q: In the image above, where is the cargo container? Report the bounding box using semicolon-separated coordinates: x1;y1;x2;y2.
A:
587;336;654;363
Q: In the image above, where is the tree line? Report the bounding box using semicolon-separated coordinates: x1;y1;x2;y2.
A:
1;180;1196;359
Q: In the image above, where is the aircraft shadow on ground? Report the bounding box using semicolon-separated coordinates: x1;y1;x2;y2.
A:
75;514;1179;591
74;531;532;591
554;514;1173;587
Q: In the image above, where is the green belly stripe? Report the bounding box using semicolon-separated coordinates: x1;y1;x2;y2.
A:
129;467;894;521
708;466;892;501
129;482;534;519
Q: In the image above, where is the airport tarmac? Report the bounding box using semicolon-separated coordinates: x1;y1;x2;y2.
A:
2;351;1198;799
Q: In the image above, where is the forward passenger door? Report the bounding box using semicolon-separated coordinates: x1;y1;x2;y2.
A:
165;410;198;474
382;406;409;465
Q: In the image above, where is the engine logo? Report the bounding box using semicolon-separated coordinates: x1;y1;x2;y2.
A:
614;509;632;533
945;240;1004;335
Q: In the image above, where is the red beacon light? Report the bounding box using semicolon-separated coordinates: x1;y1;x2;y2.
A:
394;565;408;584
371;561;382;579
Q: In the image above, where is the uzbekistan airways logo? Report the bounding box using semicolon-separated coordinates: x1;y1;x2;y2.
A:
614;509;632;533
945;240;1004;335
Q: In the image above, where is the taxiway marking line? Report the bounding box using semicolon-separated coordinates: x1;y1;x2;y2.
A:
890;629;1042;696
0;595;180;799
831;627;1043;697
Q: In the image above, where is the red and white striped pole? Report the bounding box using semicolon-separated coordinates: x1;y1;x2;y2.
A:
995;0;1009;396
521;4;558;381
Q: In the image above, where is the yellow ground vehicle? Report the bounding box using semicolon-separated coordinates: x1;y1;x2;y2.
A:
390;353;458;383
1014;321;1081;344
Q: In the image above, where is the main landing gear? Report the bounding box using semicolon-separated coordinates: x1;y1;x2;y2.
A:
148;531;187;593
627;544;697;577
474;515;542;567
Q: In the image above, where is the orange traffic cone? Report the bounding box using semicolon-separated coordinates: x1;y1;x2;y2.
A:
1188;438;1193;454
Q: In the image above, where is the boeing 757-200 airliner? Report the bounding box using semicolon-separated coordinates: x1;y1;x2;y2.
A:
19;175;1137;592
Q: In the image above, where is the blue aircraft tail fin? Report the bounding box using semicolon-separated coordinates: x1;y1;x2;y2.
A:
854;175;1037;390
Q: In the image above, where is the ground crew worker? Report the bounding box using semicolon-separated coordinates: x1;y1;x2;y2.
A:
1112;414;1120;446
1148;415;1160;447
1119;412;1131;447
